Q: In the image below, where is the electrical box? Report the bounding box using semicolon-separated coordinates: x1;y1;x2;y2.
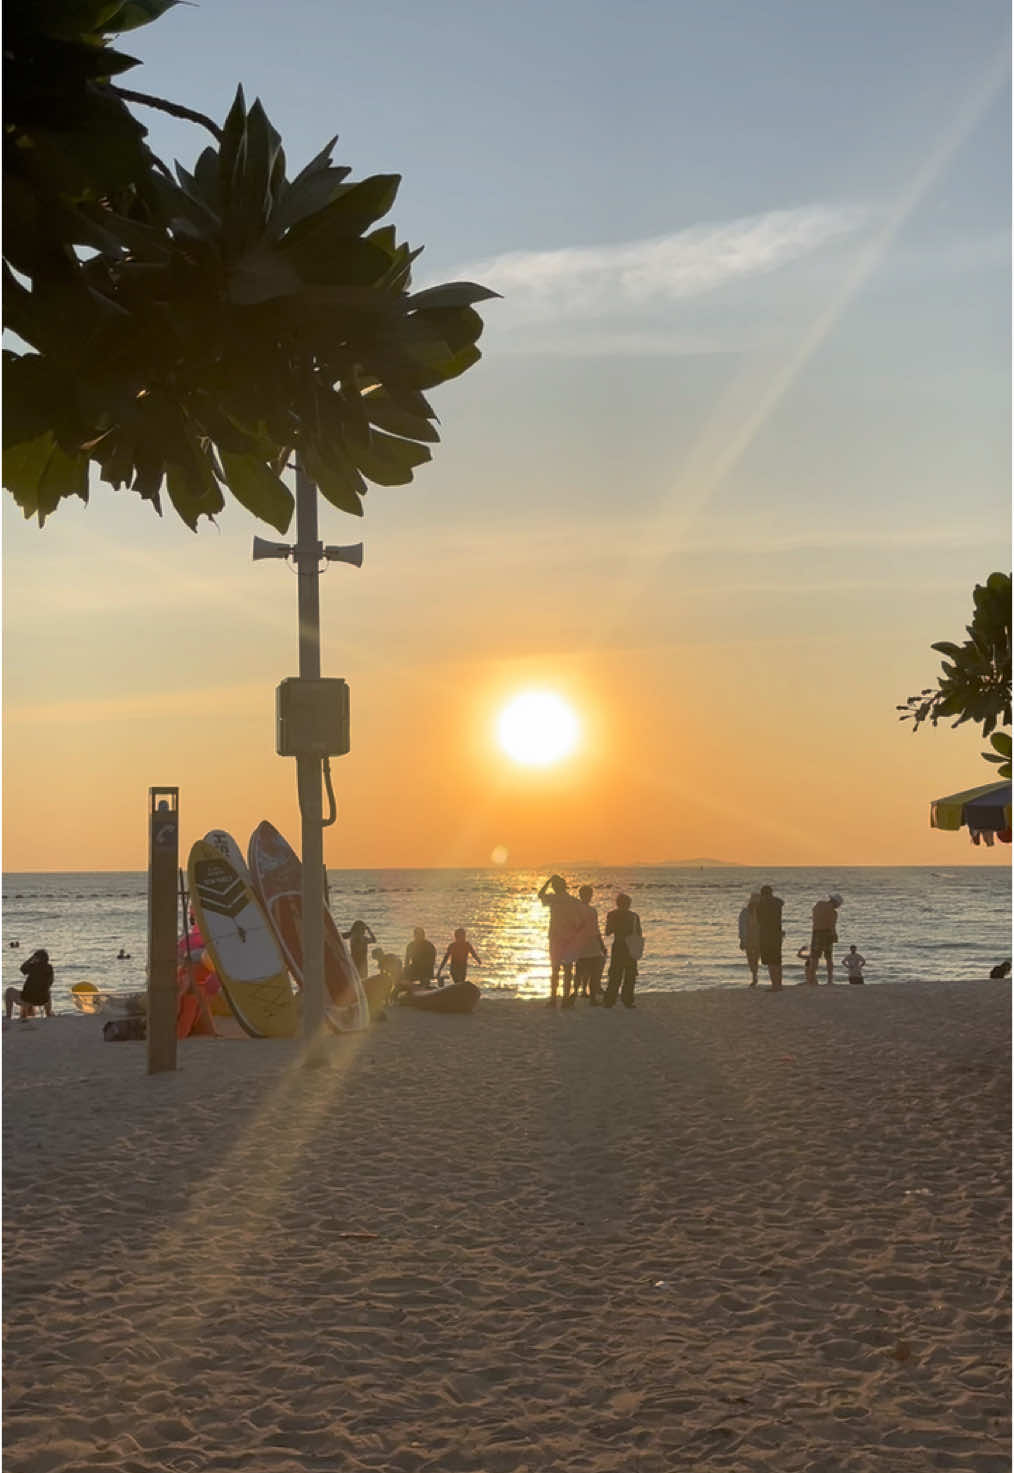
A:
276;678;350;757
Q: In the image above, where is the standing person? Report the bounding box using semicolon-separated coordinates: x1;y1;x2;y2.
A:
756;885;784;990
342;919;377;981
538;875;586;1007
5;949;54;1020
573;885;607;1004
738;893;762;986
602;894;643;1009
403;927;437;987
806;893;842;985
842;945;867;984
437;929;481;986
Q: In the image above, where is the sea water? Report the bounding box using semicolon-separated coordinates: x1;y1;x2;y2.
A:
2;865;1010;1011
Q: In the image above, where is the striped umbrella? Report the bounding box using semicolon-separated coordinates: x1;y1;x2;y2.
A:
930;780;1012;843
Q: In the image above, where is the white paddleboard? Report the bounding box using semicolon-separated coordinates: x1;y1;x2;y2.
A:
188;840;298;1039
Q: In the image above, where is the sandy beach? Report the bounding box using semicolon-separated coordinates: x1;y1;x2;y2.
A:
4;980;1010;1473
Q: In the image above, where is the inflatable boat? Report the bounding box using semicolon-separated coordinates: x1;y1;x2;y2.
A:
400;981;480;1014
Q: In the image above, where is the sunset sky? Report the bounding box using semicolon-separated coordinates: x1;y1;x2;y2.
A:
3;0;1011;871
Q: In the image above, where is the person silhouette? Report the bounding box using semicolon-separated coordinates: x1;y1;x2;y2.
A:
342;920;377;980
437;929;481;987
602;894;643;1009
403;927;437;986
537;875;586;1007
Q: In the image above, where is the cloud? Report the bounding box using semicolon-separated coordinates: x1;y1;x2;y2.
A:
451;204;867;326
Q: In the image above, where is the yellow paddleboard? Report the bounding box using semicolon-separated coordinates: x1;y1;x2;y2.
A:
187;840;297;1039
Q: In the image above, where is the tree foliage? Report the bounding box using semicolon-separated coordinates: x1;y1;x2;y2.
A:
3;0;496;531
898;572;1012;779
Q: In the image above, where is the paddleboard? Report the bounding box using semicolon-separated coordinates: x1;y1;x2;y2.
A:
204;829;253;884
187;840;298;1039
248;820;369;1033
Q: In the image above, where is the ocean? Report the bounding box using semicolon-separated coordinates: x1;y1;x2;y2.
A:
2;865;1010;1011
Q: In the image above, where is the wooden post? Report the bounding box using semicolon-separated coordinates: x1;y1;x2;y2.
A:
147;787;179;1073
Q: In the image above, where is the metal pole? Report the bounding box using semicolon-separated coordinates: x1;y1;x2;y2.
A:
295;460;325;1045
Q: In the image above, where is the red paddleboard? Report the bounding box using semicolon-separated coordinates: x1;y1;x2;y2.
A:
248;821;369;1033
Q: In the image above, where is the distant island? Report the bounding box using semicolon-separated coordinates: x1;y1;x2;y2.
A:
536;858;740;870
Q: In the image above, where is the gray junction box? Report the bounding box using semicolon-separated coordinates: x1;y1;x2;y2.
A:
276;678;350;757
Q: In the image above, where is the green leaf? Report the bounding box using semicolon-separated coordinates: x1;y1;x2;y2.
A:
105;0;180;31
270;167;353;238
280;233;393;287
280;176;400;267
3;430;88;524
225;247;304;304
302;441;366;517
165;452;224;530
345;424;431;486
218;86;247;188
407;281;501;311
219;450;293;532
289;136;339;186
360;389;439;444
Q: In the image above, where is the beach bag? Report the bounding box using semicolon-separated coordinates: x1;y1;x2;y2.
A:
103;1016;146;1042
626;930;644;961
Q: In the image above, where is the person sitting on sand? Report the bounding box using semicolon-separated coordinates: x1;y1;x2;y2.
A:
437;929;481;988
571;885;607;1004
842;945;867;984
756;885;784;990
806;893;842;984
738;893;761;986
343;920;377;980
372;947;404;988
5;950;54;1020
990;959;1012;979
403;927;437;987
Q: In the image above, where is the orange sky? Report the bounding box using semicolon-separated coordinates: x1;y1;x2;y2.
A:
2;486;1008;872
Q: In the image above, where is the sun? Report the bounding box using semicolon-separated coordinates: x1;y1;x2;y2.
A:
497;690;580;767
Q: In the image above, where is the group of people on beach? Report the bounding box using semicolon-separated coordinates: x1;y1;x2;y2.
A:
343;875;643;1011
538;875;643;1009
737;887;866;990
343;919;481;1000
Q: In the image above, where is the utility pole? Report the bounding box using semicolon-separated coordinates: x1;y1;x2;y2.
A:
294;462;325;1044
253;463;362;1051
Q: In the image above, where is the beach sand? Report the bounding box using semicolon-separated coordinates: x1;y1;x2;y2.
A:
4;980;1010;1472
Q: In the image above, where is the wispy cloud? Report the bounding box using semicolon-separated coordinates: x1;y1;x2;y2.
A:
452;204;867;326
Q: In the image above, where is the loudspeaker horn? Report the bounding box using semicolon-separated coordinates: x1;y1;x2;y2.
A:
252;537;292;561
323;542;364;567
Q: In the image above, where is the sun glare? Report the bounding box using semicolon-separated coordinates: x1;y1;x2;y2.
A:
497;690;580;767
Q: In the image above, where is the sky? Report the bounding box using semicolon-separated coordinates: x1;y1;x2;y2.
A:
3;0;1011;871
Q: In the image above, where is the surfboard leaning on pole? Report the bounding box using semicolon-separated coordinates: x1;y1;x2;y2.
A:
248;820;369;1034
187;839;298;1039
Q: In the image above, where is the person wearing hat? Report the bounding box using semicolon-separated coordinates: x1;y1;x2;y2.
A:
806;894;843;984
737;892;762;986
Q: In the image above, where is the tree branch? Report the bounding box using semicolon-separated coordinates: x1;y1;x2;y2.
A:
109;86;222;142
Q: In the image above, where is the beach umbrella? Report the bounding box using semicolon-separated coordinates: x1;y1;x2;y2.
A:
929;780;1012;845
